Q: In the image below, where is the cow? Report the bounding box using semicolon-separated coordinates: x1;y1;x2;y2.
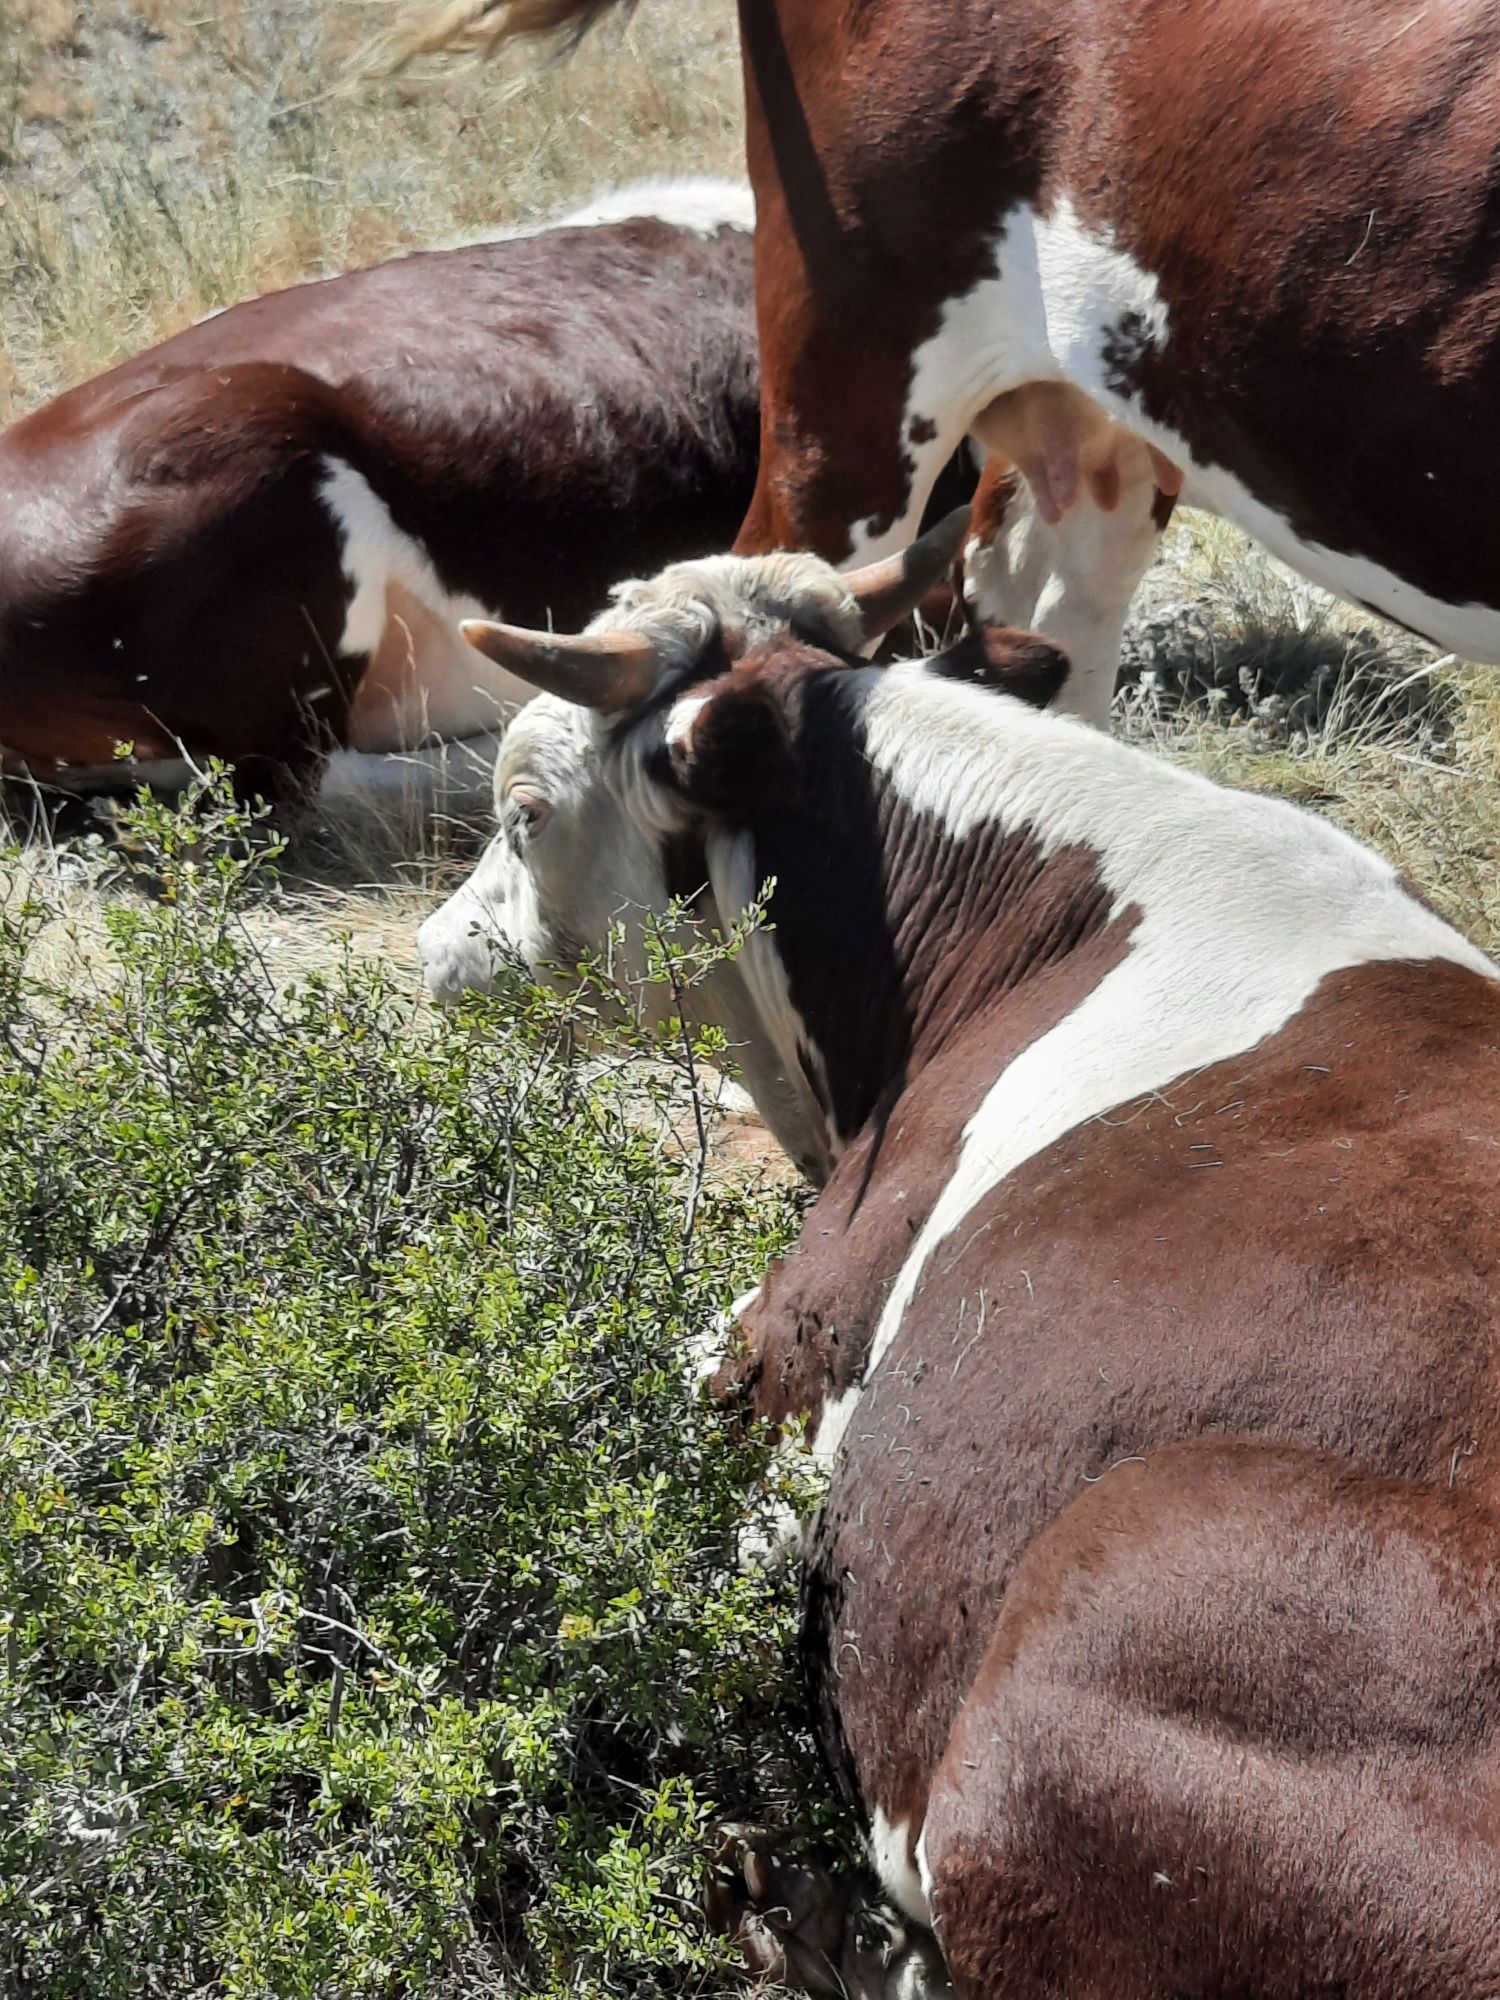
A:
0;180;759;799
391;0;1500;729
419;513;1500;1996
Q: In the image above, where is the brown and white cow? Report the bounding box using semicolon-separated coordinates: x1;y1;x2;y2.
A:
0;181;758;798
421;517;1500;1996
395;0;1500;728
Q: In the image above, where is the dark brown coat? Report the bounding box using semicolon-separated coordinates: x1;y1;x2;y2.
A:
0;201;759;794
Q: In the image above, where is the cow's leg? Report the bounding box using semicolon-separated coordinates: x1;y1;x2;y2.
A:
732;228;969;572
959;459;1053;634
919;1439;1500;2000
968;385;1175;728
707;1826;953;2000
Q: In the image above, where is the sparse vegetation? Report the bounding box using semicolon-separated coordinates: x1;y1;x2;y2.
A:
1117;515;1500;955
0;0;741;419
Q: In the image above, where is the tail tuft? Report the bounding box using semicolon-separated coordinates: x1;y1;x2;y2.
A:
364;0;636;72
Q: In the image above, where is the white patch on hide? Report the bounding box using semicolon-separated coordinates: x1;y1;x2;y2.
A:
870;1809;932;1926
850;196;1170;563
875;193;1500;666
320;459;487;664
705;827;837;1183
439;177;754;252
319;460;535;748
809;660;1498;1461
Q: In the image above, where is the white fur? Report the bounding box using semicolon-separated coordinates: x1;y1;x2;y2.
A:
915;1828;935;1907
320;732;501;809
965;447;1163;728
705;828;837;1182
870;1809;932;1925
1178;462;1500;663
417;696;835;1174
806;662;1496;1463
439;176;753;253
550;176;754;237
852;197;1169;564
417;698;666;1004
685;1282;764;1391
319;461;535;748
709;1280;808;1572
663;694;709;751
321;460;488;663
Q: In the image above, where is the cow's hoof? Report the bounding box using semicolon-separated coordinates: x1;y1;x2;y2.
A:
705;1824;953;1999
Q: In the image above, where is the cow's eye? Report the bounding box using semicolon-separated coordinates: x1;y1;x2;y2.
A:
507;786;551;836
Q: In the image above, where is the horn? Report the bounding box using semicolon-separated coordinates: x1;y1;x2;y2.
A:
843;506;973;644
461;620;660;713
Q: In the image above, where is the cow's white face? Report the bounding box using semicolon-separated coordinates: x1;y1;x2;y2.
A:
417;696;667;1005
418;547;869;1009
420;515;979;1180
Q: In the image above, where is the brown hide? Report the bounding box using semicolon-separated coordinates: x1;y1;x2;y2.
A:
398;0;1500;642
660;634;1500;1997
0;212;760;791
794;957;1500;1843
731;0;1500;621
925;1438;1500;1998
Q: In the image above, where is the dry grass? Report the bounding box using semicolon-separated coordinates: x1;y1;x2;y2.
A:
0;0;741;417
4;0;1500;978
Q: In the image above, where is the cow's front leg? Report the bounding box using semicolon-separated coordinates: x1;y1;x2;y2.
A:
969;385;1177;728
959;459;1054;636
707;1826;954;2000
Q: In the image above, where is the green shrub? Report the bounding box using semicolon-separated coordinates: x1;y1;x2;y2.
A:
0;782;824;1998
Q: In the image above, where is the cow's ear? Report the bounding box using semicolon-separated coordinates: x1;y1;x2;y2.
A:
926;623;1071;709
658;673;798;818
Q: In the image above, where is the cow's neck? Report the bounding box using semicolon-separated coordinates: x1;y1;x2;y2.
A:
702;667;1126;1176
653;829;845;1183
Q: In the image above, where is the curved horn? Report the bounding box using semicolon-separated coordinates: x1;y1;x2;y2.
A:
461;621;661;713
843;506;973;644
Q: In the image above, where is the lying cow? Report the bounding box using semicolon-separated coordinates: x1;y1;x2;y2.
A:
421;514;1500;1997
0;180;757;798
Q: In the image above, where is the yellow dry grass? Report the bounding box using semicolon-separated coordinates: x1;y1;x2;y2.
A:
0;0;741;418
1117;515;1500;955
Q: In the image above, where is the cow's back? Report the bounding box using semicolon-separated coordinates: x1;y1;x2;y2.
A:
0;216;760;634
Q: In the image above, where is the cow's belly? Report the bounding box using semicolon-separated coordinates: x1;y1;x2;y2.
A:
884;196;1500;663
1185;458;1500;665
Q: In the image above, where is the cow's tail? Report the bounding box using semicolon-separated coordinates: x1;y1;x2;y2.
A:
368;0;635;69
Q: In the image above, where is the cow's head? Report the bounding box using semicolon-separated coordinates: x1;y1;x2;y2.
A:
418;510;1070;1178
416;531;939;1003
417;695;669;1008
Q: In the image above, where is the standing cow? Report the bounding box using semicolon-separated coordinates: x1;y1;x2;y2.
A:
0;181;759;797
394;0;1500;726
419;518;1500;1997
